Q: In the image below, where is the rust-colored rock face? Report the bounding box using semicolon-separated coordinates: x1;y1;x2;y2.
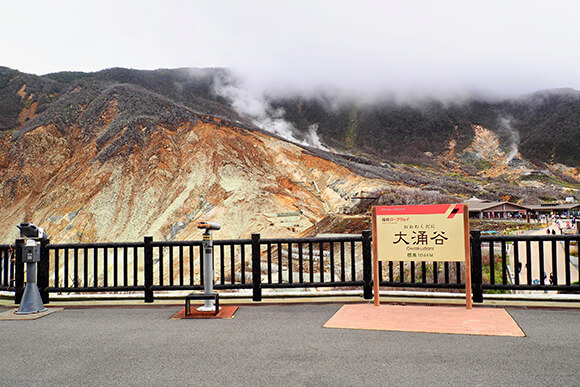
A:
0;103;385;243
3;69;577;243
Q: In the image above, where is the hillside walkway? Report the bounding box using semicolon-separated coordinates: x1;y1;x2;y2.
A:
1;301;578;386
510;225;579;290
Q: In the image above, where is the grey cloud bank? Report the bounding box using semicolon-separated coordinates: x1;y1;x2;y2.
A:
2;1;579;98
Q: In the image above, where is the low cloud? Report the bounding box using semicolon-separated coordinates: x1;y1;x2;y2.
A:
206;2;580;100
3;2;579;100
213;77;324;148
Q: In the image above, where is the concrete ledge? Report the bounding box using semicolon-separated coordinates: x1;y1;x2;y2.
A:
1;289;579;308
0;307;63;320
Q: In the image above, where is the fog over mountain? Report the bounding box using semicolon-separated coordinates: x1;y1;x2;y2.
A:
3;1;579;97
1;65;579;244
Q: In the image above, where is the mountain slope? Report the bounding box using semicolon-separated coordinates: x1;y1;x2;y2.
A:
0;80;387;243
3;66;579;167
0;67;578;243
271;89;580;167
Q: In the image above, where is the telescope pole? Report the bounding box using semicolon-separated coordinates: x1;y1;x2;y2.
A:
198;230;216;312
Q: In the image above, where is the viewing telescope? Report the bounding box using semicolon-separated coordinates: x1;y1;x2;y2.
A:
15;222;48;314
197;221;221;231
193;221;221;313
17;222;48;239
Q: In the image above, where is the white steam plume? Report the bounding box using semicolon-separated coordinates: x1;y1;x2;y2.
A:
213;79;324;149
305;123;322;148
498;116;520;163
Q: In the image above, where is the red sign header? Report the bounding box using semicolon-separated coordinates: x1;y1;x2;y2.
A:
375;204;464;216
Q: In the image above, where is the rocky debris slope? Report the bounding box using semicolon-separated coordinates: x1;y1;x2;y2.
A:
0;84;388;243
1;67;579;243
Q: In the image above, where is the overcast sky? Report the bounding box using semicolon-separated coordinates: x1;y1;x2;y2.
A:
2;0;579;97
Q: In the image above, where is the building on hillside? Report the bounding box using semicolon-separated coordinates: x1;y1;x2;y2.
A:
526;203;580;218
463;197;529;220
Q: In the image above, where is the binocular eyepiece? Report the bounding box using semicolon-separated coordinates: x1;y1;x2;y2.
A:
197;221;221;231
17;222;48;239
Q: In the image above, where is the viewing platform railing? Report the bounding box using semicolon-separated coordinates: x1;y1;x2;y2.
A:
3;231;579;304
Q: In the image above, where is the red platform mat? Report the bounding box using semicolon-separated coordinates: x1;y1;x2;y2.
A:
170;305;238;320
324;304;525;337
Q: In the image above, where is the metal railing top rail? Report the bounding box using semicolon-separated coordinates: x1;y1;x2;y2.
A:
149;235;362;247
39;235;368;249
47;241;145;249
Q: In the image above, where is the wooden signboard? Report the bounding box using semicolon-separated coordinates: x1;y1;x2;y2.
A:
371;204;471;309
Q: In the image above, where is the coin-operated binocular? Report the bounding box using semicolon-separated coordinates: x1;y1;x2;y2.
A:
196;221;221;312
15;222;48;314
197;221;221;231
17;222;48;240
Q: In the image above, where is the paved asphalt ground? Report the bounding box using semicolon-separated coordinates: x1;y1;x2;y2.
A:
0;303;578;386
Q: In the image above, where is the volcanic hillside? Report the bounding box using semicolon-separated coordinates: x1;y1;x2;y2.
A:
271;88;580;168
0;67;579;243
0;82;391;242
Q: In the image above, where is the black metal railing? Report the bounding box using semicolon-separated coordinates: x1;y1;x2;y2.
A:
377;260;465;289
0;243;15;292
257;233;372;299
149;238;253;294
43;241;146;302
470;231;580;301
7;230;580;304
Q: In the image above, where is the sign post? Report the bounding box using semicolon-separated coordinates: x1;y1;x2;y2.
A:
372;204;471;309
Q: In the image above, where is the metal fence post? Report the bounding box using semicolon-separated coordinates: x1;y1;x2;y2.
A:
470;231;484;303
251;233;262;302
362;230;373;299
38;238;50;304
144;236;154;303
14;239;24;304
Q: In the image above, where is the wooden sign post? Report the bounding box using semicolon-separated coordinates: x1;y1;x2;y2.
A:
372;204;472;309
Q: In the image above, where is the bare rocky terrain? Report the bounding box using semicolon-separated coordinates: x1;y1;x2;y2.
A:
0;67;578;243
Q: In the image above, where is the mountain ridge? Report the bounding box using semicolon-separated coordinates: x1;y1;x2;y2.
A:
0;66;578;243
3;66;579;167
